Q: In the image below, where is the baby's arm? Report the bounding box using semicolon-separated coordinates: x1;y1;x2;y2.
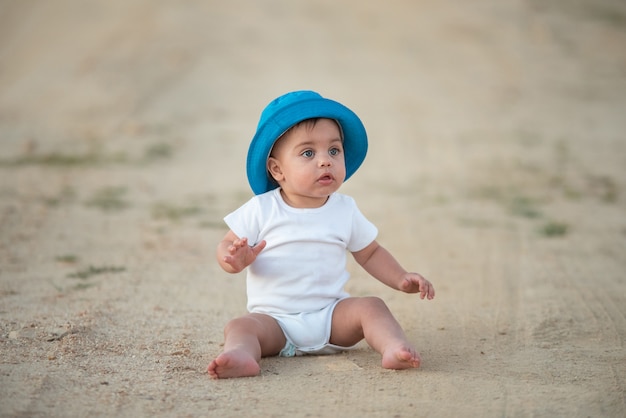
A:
217;230;266;274
352;240;435;300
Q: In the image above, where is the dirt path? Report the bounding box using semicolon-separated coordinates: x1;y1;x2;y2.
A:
1;1;625;417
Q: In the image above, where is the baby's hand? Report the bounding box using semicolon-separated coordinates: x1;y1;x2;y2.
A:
400;273;435;300
223;238;266;272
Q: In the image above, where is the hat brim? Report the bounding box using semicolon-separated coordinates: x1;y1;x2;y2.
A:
247;96;367;195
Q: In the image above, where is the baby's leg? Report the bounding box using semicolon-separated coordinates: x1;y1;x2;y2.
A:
208;313;286;379
330;297;421;370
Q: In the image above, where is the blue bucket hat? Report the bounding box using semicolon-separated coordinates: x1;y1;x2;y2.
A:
246;90;368;195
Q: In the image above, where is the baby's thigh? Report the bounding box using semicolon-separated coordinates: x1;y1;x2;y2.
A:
329;296;389;346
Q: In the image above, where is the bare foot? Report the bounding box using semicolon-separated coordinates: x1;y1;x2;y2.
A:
207;349;261;379
381;344;421;370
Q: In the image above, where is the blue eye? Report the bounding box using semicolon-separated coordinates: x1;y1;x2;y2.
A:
302;150;314;158
329;148;340;156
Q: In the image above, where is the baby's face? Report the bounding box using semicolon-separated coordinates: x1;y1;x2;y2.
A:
267;118;346;208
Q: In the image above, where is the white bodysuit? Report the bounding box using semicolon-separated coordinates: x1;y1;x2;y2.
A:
224;188;378;354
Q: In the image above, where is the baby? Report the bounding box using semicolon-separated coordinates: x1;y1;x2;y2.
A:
208;90;435;379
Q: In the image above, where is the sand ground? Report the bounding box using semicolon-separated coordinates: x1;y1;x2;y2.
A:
1;1;625;417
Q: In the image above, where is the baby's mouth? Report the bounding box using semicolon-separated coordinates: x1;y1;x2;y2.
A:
318;173;334;183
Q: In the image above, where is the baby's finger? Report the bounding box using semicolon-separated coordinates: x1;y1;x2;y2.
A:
418;279;430;299
424;281;435;300
251;240;267;256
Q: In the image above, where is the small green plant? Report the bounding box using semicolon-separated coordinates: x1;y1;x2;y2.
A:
585;3;626;27
43;186;77;207
0;152;98;167
55;254;79;264
151;202;203;221
0;152;127;167
85;187;129;211
73;282;97;291
143;143;174;161
540;221;569;237
588;175;617;203
509;196;542;219
67;265;126;280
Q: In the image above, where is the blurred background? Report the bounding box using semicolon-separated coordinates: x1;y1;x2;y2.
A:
1;1;625;416
2;0;624;194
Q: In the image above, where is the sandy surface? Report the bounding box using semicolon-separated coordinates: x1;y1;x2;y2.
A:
1;1;625;417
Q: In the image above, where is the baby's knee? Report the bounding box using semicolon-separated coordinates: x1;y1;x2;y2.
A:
223;316;254;335
223;318;239;336
362;296;391;312
223;314;276;338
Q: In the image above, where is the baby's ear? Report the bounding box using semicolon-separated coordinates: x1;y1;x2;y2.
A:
267;157;284;181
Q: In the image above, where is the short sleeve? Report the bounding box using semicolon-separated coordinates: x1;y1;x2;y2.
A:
223;197;262;246
347;202;378;252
